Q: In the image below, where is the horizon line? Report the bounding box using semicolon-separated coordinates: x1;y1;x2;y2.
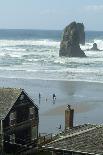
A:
0;28;103;32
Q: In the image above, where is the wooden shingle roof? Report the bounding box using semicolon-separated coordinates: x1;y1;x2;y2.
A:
0;88;22;120
44;124;103;155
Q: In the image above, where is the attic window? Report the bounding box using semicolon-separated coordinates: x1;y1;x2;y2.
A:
20;94;24;100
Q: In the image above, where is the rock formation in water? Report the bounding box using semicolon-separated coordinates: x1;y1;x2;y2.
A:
86;43;101;51
59;22;86;57
90;43;100;51
77;23;85;45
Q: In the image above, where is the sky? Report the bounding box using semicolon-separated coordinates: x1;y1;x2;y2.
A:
0;0;103;30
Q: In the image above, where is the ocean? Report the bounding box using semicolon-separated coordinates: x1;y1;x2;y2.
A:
0;29;103;82
1;29;103;133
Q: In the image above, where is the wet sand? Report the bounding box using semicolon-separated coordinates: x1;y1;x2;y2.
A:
0;77;103;133
42;102;97;116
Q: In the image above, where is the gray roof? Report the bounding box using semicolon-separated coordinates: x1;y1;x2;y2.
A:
0;88;22;120
44;124;103;155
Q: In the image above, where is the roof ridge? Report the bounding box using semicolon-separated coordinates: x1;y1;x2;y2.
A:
0;88;23;119
46;125;102;145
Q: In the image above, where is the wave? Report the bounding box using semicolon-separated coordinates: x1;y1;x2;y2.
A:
81;39;103;51
0;39;60;47
0;67;103;83
0;37;103;82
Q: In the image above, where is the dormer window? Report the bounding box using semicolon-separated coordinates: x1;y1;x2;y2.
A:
9;112;16;126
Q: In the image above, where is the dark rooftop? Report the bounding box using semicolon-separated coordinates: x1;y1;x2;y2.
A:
0;88;22;120
44;124;103;155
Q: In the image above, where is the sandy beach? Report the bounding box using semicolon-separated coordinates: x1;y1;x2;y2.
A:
0;77;103;133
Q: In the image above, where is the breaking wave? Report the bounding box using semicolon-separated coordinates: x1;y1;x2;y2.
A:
0;30;103;82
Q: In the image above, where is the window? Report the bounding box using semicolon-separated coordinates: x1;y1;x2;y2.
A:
29;107;35;119
20;94;24;100
10;112;15;120
31;126;38;140
9;112;16;126
29;107;34;115
10;134;15;144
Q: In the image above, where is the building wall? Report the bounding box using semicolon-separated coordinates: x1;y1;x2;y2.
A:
2;92;39;153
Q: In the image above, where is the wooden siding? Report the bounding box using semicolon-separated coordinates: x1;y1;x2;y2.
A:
1;90;39;154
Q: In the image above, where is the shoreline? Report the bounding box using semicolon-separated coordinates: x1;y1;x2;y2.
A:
0;76;103;84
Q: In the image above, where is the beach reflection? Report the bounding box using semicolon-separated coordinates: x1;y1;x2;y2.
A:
0;78;103;133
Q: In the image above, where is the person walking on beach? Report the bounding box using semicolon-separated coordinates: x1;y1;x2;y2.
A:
39;93;41;104
46;97;47;102
53;93;56;104
56;124;62;132
53;93;56;100
58;124;61;130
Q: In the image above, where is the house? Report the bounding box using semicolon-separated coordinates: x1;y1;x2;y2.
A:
43;124;103;155
0;88;39;154
42;106;103;155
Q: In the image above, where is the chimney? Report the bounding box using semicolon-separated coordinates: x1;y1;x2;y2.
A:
65;105;74;129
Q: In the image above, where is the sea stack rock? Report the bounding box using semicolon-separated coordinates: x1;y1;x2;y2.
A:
77;23;85;45
59;22;86;57
90;43;99;51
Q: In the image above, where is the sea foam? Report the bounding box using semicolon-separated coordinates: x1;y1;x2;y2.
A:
0;35;103;82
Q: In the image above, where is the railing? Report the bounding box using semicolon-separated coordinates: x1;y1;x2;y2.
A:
38;133;53;146
16;139;37;154
4;118;38;131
